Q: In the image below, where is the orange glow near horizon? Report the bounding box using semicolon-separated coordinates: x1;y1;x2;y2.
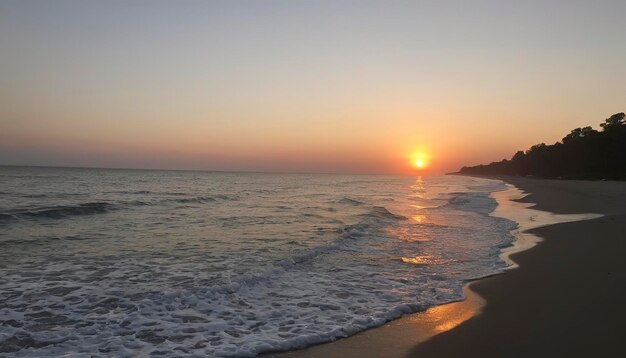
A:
2;2;625;174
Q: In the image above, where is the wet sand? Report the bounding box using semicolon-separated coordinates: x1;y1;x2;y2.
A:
410;177;626;357
268;177;626;358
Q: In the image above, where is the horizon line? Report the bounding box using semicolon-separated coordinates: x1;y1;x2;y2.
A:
0;163;433;177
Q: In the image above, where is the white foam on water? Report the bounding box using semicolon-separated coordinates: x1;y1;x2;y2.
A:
490;184;603;268
0;171;521;357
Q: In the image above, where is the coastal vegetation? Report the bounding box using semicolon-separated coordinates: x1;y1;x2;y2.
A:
459;113;626;180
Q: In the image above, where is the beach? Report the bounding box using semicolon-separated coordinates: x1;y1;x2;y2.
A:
4;1;626;357
3;169;625;356
269;177;626;357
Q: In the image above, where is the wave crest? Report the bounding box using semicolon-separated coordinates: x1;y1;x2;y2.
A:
359;206;407;221
338;197;364;206
19;202;116;220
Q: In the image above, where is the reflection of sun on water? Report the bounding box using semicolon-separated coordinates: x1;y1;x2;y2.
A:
401;255;447;265
401;256;429;265
381;173;485;345
380;167;485;345
404;285;486;343
428;291;483;333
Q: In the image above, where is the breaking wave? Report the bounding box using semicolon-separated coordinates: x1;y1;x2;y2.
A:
0;171;518;357
12;202;116;220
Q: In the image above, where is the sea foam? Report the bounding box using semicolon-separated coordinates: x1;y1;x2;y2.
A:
0;169;516;357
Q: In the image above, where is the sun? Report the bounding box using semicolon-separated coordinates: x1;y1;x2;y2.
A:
410;151;429;170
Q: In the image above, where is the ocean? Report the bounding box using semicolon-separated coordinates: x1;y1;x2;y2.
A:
0;166;517;357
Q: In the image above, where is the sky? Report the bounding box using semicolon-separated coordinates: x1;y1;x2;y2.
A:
1;0;625;174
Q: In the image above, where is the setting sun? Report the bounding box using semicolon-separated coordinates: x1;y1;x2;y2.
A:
410;151;430;171
2;1;626;356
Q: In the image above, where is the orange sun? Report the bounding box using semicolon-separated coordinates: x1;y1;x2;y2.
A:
411;151;429;170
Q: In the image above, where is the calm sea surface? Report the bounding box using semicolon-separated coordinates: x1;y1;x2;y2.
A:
0;166;516;357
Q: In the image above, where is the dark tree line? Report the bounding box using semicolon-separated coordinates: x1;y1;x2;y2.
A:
458;112;626;180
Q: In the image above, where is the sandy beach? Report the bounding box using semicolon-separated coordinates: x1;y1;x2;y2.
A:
5;2;625;356
268;177;626;358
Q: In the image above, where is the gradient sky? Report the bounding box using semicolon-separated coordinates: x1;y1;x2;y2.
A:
1;0;625;174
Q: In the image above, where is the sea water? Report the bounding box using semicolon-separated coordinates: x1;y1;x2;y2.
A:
0;167;517;357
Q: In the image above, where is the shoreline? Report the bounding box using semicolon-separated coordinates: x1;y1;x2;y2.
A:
409;177;626;357
267;177;625;358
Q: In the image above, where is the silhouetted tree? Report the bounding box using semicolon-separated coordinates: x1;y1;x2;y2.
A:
458;112;626;180
562;126;597;143
600;112;625;130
